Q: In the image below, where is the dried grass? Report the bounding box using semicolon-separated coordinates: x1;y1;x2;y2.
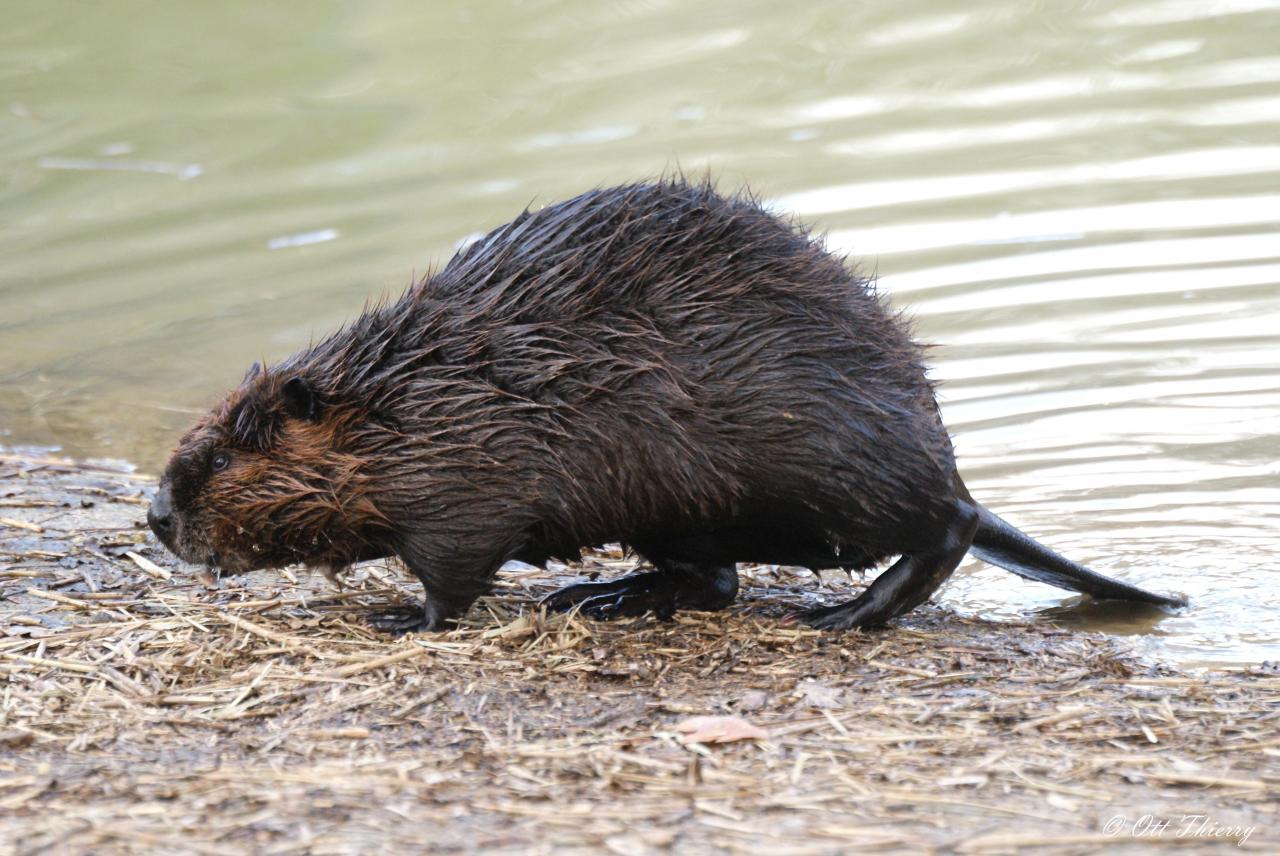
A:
1;452;1276;854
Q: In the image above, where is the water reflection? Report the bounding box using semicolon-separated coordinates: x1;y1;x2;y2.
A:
777;148;1280;214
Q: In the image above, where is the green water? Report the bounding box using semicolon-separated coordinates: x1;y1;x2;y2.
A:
3;0;1278;663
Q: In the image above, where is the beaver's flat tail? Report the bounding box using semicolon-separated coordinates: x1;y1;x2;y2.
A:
970;505;1186;607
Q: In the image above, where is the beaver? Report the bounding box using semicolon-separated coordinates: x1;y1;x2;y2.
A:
148;178;1185;631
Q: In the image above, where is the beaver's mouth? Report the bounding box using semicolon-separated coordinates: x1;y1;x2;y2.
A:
205;549;259;576
149;507;266;578
190;550;265;586
157;534;202;567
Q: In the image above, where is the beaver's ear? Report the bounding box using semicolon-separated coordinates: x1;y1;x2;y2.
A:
281;376;321;421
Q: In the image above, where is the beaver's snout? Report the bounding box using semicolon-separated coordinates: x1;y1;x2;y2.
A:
147;482;177;549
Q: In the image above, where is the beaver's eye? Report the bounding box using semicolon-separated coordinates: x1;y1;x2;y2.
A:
211;451;231;473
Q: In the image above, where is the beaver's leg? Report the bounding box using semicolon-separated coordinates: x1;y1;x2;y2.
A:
368;535;504;634
800;500;979;630
367;579;487;634
542;559;739;620
367;585;483;634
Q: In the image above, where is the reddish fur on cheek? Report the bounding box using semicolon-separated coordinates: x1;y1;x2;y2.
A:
197;416;391;570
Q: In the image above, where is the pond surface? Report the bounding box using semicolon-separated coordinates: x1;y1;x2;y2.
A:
3;0;1277;663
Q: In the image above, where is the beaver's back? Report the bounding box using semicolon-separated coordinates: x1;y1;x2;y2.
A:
434;180;932;408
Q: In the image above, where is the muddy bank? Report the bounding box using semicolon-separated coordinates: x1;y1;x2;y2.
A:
0;451;1275;854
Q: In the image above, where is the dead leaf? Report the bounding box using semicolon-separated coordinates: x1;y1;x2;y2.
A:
674;715;768;744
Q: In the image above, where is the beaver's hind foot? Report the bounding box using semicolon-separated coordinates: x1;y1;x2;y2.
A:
542;571;676;619
798;500;979;630
543;560;738;621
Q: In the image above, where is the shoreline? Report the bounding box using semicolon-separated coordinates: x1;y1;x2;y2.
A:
1;451;1275;851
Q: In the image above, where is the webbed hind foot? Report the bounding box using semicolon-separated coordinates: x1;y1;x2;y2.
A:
542;571;677;620
799;500;979;631
543;560;738;621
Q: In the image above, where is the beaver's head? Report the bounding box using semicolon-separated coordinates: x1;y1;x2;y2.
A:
148;363;392;577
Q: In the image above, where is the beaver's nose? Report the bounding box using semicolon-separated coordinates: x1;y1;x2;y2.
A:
148;484;175;540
